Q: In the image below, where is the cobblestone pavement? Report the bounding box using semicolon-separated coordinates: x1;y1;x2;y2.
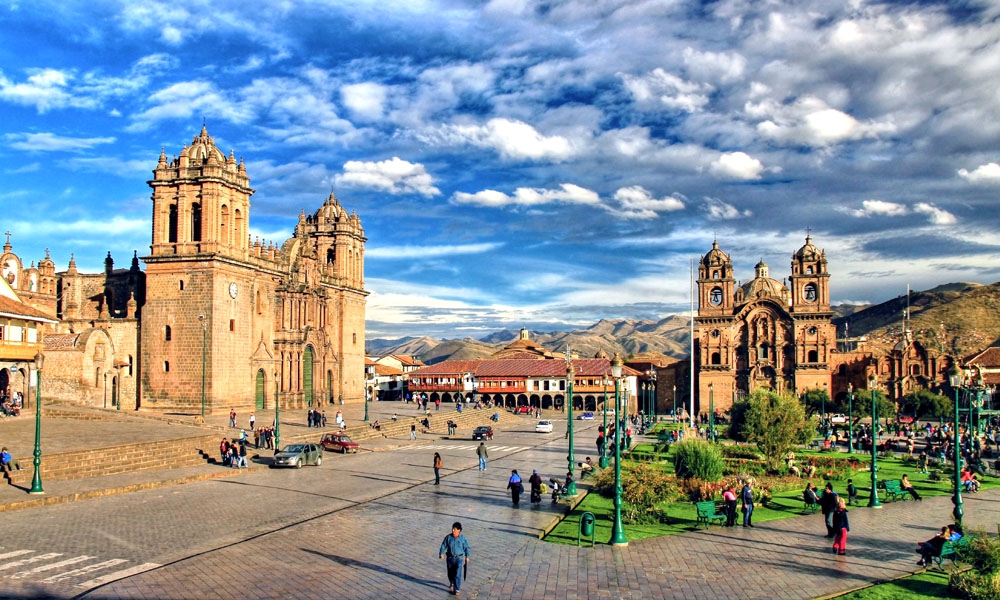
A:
0;404;995;600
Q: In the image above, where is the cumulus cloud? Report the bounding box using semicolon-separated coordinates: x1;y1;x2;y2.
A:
367;242;504;259
453;183;600;207
621;68;712;112
613;186;685;219
849;200;908;218
341;82;388;121
423;118;574;162
0;68;88;113
335;157;440;197
914;203;957;225
749;95;895;147
709;151;764;180
5;132;115;152
958;163;1000;184
704;198;751;220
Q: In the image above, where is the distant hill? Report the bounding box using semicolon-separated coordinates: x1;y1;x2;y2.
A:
367;282;1000;364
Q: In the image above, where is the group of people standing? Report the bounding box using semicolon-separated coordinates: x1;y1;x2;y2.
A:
306;408;327;428
219;437;248;468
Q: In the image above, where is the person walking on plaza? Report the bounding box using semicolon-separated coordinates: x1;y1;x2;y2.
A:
477;442;488;470
528;469;543;503
723;485;738;527
820;483;839;538
741;480;754;527
507;469;523;506
439;521;471;596
229;408;237;428
831;497;850;555
249;413;255;431
433;452;443;485
410;423;417;440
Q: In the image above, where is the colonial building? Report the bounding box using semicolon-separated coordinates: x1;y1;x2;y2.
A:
1;126;368;413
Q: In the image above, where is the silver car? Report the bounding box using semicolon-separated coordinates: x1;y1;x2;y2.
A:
271;443;323;468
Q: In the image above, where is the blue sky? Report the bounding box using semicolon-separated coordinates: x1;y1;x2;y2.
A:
2;0;999;341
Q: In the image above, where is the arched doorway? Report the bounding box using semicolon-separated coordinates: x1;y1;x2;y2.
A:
303;346;315;406
255;369;265;409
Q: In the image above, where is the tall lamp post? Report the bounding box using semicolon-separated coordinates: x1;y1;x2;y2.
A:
672;385;677;422
822;383;828;434
609;352;627;546
199;314;207;422
274;370;281;454
600;373;611;469
708;383;716;443
565;348;577;495
649;369;657;421
949;366;964;524
847;383;854;454
867;373;881;508
29;352;44;495
364;386;370;422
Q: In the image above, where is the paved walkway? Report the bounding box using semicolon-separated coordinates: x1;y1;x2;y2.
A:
0;403;992;599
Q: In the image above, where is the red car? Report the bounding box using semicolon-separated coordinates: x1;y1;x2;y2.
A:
514;405;533;414
320;432;359;454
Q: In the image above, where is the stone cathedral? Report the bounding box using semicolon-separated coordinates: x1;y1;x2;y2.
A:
1;126;368;413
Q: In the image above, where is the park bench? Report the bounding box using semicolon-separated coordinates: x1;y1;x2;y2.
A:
882;479;907;502
934;536;971;569
695;500;726;529
803;491;819;514
656;431;671;443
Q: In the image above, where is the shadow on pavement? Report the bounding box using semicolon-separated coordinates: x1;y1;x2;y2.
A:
302;549;441;591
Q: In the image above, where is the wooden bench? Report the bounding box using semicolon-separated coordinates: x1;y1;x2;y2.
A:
695;500;726;529
882;479;907;502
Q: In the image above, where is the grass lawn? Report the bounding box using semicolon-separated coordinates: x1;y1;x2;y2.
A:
545;442;998;545
831;569;951;599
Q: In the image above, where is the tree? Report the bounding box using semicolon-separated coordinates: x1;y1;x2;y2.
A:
901;388;952;421
849;389;895;422
800;388;831;417
728;388;809;471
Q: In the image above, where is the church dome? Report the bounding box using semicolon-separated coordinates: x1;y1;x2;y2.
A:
180;125;227;164
701;240;729;268
794;235;823;261
740;259;788;299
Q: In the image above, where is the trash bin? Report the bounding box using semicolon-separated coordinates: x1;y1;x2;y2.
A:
578;512;596;547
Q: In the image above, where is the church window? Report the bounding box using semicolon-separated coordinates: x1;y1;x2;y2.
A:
711;329;720;338
165;325;171;341
168;204;178;243
758;343;769;359
191;202;202;242
711;352;721;365
128;355;134;376
179;280;184;291
910;365;921;376
710;286;723;306
807;266;814;274
353;333;357;344
164;361;170;372
327;248;335;265
230;319;235;332
256;290;262;315
808;350;818;362
95;368;100;388
221;205;230;246
804;283;817;302
713;270;719;279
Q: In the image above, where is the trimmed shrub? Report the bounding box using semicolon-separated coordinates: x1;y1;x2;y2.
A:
672;439;725;482
949;527;1000;599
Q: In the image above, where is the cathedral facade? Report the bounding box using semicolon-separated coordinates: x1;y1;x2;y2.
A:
0;126;368;413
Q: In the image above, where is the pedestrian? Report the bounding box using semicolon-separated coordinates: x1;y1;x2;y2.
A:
249;413;255;431
723;485;737;526
238;440;248;468
596;433;605;458
507;469;523;506
229;408;237;428
741;480;754;527
846;479;857;505
476;442;488;470
831;497;850;555
528;469;543;503
439;521;471;596
820;483;839;537
433;452;443;485
410;423;417;440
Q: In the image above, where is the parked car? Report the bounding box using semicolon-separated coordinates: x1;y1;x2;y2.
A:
271;443;323;468
320;432;359;454
472;426;494;440
578;411;595;420
897;415;916;424
535;420;554;433
514;405;533;414
830;414;849;424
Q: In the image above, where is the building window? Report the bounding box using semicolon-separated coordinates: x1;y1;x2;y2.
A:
168;204;178;243
129;355;134;376
711;352;721;365
165;325;171;341
179;280;184;291
808;350;818;362
353;333;357;344
164;361;170;372
230;319;235;332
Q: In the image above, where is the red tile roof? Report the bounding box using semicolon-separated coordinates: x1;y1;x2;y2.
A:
0;295;57;322
964;347;1000;368
410;357;642;379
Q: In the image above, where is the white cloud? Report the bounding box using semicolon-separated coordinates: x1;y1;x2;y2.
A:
367;242;504;259
704;197;751;220
453;183;600;207
425;118;574;162
682;47;747;84
335;157;440;197
958;163;1000;184
709;151;763;180
849;200;909;218
5;132;115;152
341;82;388;121
613;186;685;219
128;80;252;131
914;203;957;225
750;96;895;147
621;68;712;112
0;68;89;113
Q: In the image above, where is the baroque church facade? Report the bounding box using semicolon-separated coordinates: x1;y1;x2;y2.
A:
0;126;367;413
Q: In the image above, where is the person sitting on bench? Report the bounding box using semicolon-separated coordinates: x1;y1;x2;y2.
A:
578;457;595;475
803;483;819;509
901;474;922;500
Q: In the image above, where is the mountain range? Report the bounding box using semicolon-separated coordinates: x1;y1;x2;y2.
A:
367;282;1000;364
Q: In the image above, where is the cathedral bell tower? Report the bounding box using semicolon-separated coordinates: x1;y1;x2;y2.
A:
789;235;830;313
697;240;735;316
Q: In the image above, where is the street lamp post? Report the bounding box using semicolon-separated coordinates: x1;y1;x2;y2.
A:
199;314;207;422
708;383;715;443
600;374;610;469
822;383;827;435
609;352;627;546
847;383;854;454
29;351;44;495
565;348;577;495
364;386;370;422
867;373;882;508
274;370;281;454
672;385;677;422
650;370;657;421
949;367;964;524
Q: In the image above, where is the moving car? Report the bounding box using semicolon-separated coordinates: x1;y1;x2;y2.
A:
320;432;359;454
535;420;554;433
514;405;533;414
578;412;595;420
472;425;494;440
271;443;323;468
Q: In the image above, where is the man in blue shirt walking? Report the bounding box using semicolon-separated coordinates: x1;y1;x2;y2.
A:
439;521;471;596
